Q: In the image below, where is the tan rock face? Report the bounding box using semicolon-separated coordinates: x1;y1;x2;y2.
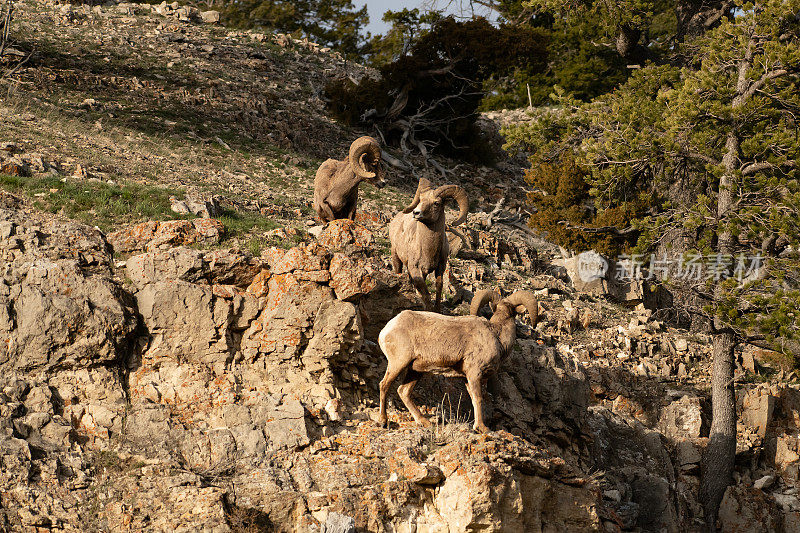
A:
12;260;137;371
135;279;259;368
775;435;799;477
263;242;331;275
200;10;220;23
0;201;137;372
328;253;376;301
718;485;784;532
742;388;775;437
6;175;800;532
657;395;706;441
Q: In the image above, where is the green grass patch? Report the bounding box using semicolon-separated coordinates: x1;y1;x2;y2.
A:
243;228;307;255
0;173;185;230
217;207;280;236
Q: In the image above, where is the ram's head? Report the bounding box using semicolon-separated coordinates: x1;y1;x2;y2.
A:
403;178;468;226
349;136;385;188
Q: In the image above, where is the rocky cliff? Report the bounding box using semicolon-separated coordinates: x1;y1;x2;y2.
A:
1;2;799;532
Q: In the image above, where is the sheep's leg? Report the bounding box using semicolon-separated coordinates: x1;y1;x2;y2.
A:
409;268;432;310
346;200;357;220
466;373;489;433
397;369;430;427
391;250;403;274
319;201;337;223
434;269;444;313
379;361;407;428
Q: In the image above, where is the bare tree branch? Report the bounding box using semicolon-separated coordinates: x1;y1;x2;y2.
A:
557;220;638;236
0;0;13;61
741;159;796;175
681;150;721;166
742;68;789;102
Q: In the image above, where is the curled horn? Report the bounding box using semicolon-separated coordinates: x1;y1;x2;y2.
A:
349;136;381;179
470;289;501;316
403;178;433;213
503;291;539;327
434;184;469;226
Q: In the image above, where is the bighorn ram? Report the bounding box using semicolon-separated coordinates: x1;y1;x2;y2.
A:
377;289;538;432
388;178;468;311
313;136;385;222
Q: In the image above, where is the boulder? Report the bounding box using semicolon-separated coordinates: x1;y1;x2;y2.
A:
754;475;775;490
718;486;783;532
108;219;225;254
170;195;221;218
316;219;373;251
427;434;602;532
126;246;206;286
554;251;609;296
775;434;799;478
554;250;645;302
675;439;702;473
0;159;30;177
776;386;800;430
201;10;220;23
328;253;375;301
262;243;330;275
657;396;706;441
5;259;136;371
126;246;266;288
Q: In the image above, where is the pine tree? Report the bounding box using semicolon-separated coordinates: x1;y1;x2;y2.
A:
201;0;370;59
365;8;441;67
659;3;800;523
505;1;800;525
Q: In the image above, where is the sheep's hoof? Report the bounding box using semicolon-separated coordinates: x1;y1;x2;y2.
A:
378;418;391;429
473;424;490;434
417;418;432;428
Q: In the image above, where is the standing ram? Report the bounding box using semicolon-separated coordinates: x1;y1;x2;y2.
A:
313;136;385;222
388;178;468;312
377;289;538;432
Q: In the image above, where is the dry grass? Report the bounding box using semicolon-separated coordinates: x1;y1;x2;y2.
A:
225;504;273;533
422;392;472;450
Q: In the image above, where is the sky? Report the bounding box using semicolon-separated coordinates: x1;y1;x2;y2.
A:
360;1;497;36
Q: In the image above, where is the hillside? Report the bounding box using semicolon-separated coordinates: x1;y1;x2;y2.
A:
0;2;799;532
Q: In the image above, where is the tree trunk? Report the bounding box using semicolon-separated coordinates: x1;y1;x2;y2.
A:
701;330;736;529
700;129;739;530
615;25;642;61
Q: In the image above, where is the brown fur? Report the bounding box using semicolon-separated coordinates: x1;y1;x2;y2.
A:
313;137;385;222
377;290;537;433
388;178;468;311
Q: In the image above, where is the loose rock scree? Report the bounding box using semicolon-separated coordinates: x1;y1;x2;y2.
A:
312;136;385;222
388;177;469;311
377;289;538;433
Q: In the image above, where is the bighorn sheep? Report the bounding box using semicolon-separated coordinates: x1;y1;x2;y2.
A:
377;289;538;433
388;178;469;311
313;136;385;222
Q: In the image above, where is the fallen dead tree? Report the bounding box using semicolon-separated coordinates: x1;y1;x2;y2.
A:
325;17;547;167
